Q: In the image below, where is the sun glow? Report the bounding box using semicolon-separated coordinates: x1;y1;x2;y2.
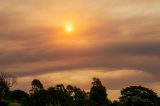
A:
66;25;73;32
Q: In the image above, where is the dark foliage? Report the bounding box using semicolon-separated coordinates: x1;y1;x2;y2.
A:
120;86;160;106
90;77;109;105
47;84;71;106
66;85;89;106
0;72;16;100
29;89;48;106
110;100;121;106
0;74;160;106
30;79;44;93
0;80;9;100
10;90;29;101
0;100;9;106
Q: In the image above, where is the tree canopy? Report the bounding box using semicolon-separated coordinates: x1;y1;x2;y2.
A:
0;73;160;106
0;72;16;100
120;86;160;106
90;77;109;105
30;79;44;93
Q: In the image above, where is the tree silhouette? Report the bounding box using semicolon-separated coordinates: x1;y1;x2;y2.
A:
1;75;160;106
66;85;88;106
47;84;71;106
30;79;43;93
0;79;9;100
120;86;160;106
111;100;121;106
89;77;109;105
29;89;47;106
10;90;29;101
0;72;16;100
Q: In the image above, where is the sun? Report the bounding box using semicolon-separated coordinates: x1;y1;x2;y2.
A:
66;25;73;32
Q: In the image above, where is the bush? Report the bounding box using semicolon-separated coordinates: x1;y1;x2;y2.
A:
0;100;9;106
9;102;21;106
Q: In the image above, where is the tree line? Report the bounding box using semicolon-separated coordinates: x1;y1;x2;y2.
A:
0;72;160;106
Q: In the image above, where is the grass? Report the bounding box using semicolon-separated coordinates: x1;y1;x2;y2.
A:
9;102;21;106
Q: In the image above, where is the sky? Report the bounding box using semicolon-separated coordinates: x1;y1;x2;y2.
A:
0;0;160;100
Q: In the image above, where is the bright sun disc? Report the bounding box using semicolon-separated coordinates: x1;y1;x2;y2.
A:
66;26;73;32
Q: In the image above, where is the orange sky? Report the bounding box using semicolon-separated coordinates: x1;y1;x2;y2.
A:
1;0;160;100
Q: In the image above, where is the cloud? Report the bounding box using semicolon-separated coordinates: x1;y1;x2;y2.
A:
0;34;160;76
1;0;160;100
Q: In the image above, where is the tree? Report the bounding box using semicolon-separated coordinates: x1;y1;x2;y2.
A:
46;87;57;105
47;84;71;106
30;79;43;93
119;86;160;106
0;72;16;100
29;89;47;106
111;100;121;106
10;90;29;101
66;85;88;106
89;77;109;105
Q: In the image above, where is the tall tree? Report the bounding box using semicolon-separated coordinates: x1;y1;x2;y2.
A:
120;86;160;106
0;72;16;100
47;84;71;106
30;79;43;93
89;77;108;105
29;79;47;106
29;89;47;106
66;85;88;106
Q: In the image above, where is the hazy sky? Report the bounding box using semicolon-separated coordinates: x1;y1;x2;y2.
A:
0;0;160;100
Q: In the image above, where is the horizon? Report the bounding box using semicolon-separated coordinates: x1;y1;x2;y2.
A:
1;0;160;101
